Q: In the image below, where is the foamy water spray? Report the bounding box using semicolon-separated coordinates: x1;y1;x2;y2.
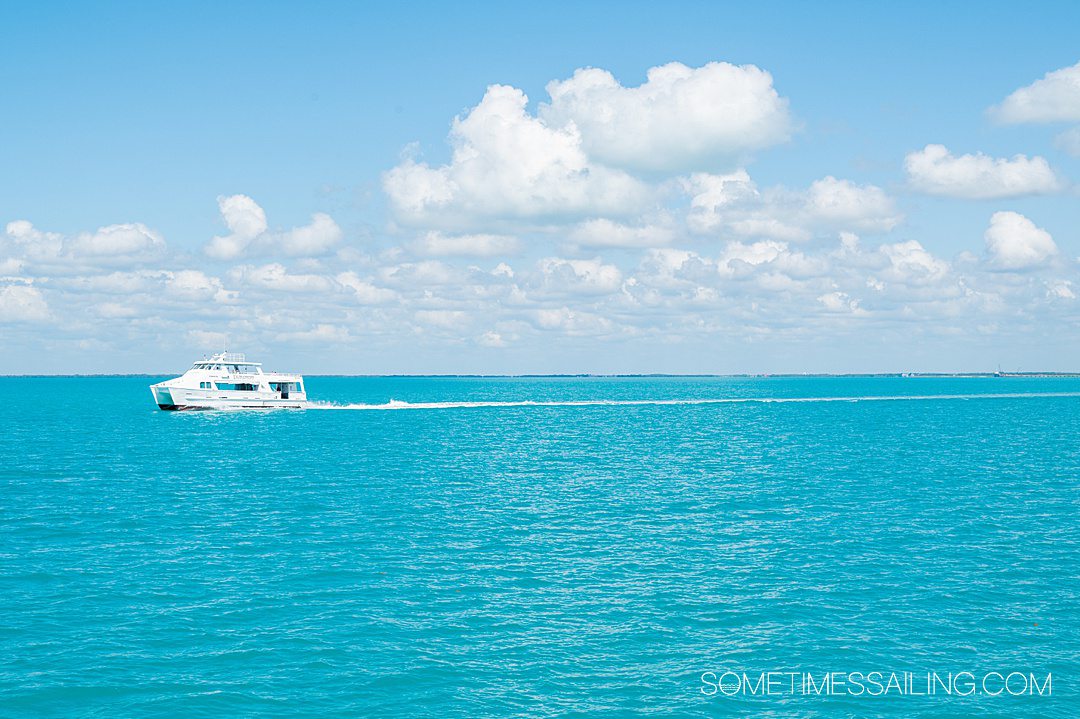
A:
304;392;1080;411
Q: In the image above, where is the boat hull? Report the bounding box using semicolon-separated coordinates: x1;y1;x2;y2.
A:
154;403;304;408
151;385;176;410
156;402;306;411
150;385;305;411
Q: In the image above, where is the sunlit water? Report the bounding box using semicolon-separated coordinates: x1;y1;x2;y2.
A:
2;376;1078;717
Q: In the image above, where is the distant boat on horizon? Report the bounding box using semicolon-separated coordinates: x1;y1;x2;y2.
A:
149;352;307;410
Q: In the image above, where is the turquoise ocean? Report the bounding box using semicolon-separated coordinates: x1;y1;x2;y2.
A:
1;375;1077;717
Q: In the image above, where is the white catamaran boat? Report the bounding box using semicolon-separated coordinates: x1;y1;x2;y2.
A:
150;352;307;410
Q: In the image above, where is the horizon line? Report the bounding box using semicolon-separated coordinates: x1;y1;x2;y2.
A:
2;372;1080;379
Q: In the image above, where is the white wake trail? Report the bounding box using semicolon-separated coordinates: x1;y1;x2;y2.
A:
304;392;1080;411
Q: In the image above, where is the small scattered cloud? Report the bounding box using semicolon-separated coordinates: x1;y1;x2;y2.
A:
478;330;507;347
803;176;900;232
205;195;267;260
415;309;468;330
536;257;623;296
904;144;1063;198
533;306;614;335
275;323;350;344
0;283;49;322
568;218;675;249
277;213;343;256
1046;280;1075;300
817;290;862;314
336;271;399;304
69;223;165;257
878;240;950;285
684;171;900;240
5;220;63;260
983;211;1058;270
165;270;236;303
205;195;342;259
411;231;521;257
186;329;230;350
718;240;790;275
228;263;334;292
991;61;1080;124
5;220;164;267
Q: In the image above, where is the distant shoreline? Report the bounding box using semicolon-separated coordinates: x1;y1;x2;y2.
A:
3;373;1080;379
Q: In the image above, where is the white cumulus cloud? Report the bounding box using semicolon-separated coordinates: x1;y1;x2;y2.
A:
205;195;342;259
536;257;623;296
5;220;64;260
205;195;267;259
817;291;862;313
383;84;649;229
684;171;900;240
568;218;675;248
278;213;343;256
0;283;50;322
983;211;1057;270
878;240;950;285
5;220;164;267
411;231;521;257
165;270;236;303
533;306;614;335
69;223;165;257
803;176;899;231
415;309;468;330
992;61;1080;123
718;240;789;275
478;330;507;347
905;144;1062;198
276;323;350;344
186;329;231;350
540;61;793;173
1046;280;1075;300
335;271;399;304
228;263;335;292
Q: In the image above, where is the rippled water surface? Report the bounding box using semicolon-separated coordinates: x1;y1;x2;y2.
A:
2;376;1078;717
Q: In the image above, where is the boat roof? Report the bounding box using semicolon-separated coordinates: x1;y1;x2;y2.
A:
199;352;261;366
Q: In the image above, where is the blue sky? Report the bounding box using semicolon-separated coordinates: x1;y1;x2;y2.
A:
2;1;1080;373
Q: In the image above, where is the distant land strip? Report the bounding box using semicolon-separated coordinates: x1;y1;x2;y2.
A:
4;372;1080;379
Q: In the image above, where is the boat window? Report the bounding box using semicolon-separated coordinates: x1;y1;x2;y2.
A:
217;383;257;391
